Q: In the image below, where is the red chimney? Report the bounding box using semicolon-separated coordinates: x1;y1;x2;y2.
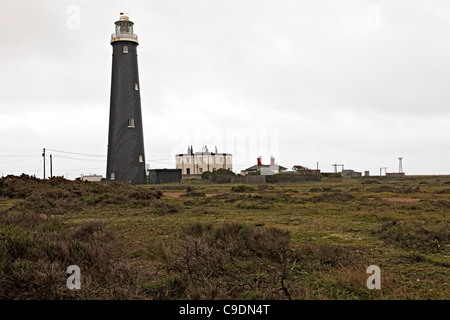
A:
270;156;275;165
257;156;262;166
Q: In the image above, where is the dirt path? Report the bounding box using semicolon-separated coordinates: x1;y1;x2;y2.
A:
369;197;421;203
164;193;218;198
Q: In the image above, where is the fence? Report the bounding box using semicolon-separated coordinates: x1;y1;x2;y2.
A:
216;175;266;184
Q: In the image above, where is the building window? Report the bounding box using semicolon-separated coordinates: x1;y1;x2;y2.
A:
111;173;115;180
128;118;135;128
139;155;143;163
123;45;128;53
219;157;223;163
212;168;216;172
186;157;190;164
197;157;202;164
211;157;215;164
135;83;139;91
199;168;203;174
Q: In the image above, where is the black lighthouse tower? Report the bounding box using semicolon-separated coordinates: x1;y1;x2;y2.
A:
106;14;146;185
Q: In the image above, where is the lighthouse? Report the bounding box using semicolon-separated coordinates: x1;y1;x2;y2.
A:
106;14;146;184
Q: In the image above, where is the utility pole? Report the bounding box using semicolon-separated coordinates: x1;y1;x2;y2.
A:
42;148;46;179
50;154;53;178
333;163;344;173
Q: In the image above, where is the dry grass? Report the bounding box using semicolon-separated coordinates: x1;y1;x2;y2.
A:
0;174;449;299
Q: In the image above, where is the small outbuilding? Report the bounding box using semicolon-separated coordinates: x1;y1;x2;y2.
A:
80;174;103;182
148;169;182;184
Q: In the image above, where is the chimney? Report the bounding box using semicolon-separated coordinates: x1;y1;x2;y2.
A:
270;156;275;165
257;156;262;166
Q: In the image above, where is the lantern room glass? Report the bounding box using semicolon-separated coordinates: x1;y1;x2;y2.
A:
115;22;133;35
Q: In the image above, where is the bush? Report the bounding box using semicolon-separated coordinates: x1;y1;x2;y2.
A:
155;222;296;299
320;173;342;178
0;218;141;299
152;222;366;300
179;187;206;197
311;192;354;203
0;175;163;214
201;169;235;182
374;219;449;253
361;180;381;185
266;174;321;183
231;185;257;193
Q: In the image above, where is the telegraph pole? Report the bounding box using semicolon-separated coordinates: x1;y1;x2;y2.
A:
42;148;46;179
333;163;344;173
50;154;53;178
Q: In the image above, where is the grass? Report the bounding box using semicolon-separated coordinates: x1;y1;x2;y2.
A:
0;174;448;299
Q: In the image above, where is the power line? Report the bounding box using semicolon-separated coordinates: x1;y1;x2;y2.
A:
0;156;41;164
34;159;42;175
47;148;173;161
45;148;106;158
53;155;106;162
63;168;105;171
0;155;40;158
146;160;174;164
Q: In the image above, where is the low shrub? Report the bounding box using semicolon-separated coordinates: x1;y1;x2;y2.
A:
0;217;141;299
311;192;354;203
151;222;365;300
231;185;257;193
0;175;163;214
374;219;449;253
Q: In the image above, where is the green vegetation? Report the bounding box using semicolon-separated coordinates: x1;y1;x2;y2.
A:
0;174;449;299
231;184;257;193
266;173;321;183
201;168;235;182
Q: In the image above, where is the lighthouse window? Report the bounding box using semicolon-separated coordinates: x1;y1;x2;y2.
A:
128;118;135;128
135;83;139;91
123;46;128;53
139;155;143;163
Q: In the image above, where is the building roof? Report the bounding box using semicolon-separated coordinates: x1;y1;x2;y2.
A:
244;164;287;171
176;152;232;156
177;146;231;157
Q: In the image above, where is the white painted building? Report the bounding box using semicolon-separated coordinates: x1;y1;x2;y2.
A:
80;174;103;182
175;146;232;175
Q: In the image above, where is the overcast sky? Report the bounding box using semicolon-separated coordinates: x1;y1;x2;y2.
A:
1;0;449;178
